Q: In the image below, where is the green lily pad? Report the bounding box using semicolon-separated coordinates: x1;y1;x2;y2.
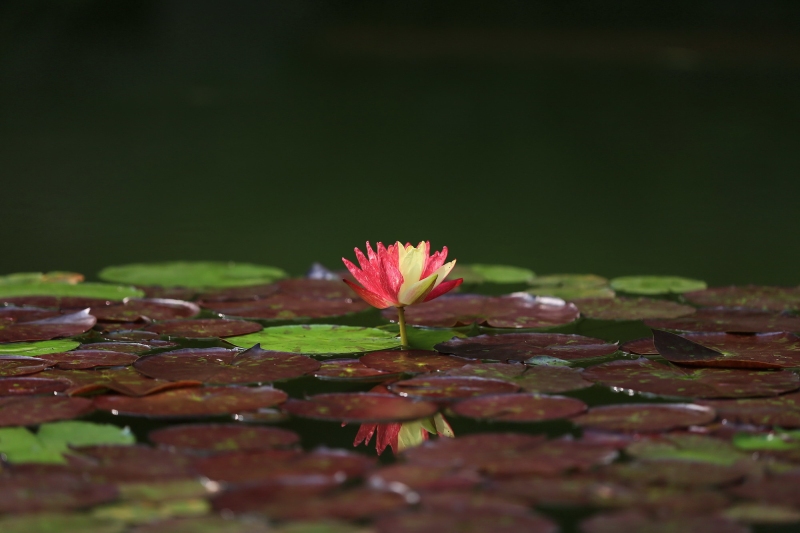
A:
0;282;143;300
0;339;80;356
528;286;616;300
226;325;399;355
452;264;535;284
527;274;614;299
99;261;287;288
0;421;134;464
0;272;85;284
626;434;748;465
684;285;800;312
722;503;800;524
0;513;125;533
376;324;468;351
92;499;210;525
732;431;800;451
610;275;707;295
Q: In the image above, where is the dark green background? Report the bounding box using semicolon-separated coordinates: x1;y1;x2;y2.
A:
2;1;799;285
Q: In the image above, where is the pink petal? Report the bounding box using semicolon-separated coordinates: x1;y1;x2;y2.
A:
343;279;395;308
422;246;448;278
342;258;380;295
376;242;403;302
378;423;402;455
354;423;376;447
423;278;463;302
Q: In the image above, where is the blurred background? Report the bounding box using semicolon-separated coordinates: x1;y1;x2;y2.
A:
1;0;799;285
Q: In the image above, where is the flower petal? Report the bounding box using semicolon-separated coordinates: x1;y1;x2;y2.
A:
429;260;456;290
423;277;463;302
399;273;438;306
376;422;401;455
343;279;396;308
422;246;448;278
354;423;377;447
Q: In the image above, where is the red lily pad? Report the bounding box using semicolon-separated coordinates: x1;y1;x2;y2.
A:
103;330;161;342
209;480;338;514
133;345;320;384
621;337;658;355
685;285;800;312
573;297;696;320
0;309;96;343
313;359;397;381
0;395;94;426
79;342;154;354
698;392;800;427
0;473;118;513
581;511;749;533
368;464;481;491
242;487;410;521
130;517;270;533
204;295;370;320
582;358;800;398
383;294;580;328
0;376;69;395
90;298;200;322
388;376;520;400
38;367;201;396
444;362;524;380
434;332;619;362
571;403;717;432
451;393;587;422
195;284;280;303
445;363;593;394
603;459;751;487
374;510;558;533
645;307;800;333
36;350;138;370
728;471;800;507
0;306;63;322
139;286;198;300
93;386;287;417
654;329;800;369
281;392;439;423
149;423;299;452
0;295;114;309
360;349;473;373
70;444;197;483
419;491;531;514
143;319;262;338
0;355;54;376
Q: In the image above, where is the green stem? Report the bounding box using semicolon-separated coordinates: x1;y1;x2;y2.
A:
397;306;409;348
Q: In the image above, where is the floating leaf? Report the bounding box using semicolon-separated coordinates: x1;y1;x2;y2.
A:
376;324;468;350
453;264;535;284
149;423;299;452
99;261;287;288
360;349;473;373
620;337;658;355
37;350;138;370
0;295;115;309
69;445;197;483
203;295;369;320
0;376;69;396
450;393;587;422
653;329;800;369
571;403;716;433
0;396;94;426
0;513;125;533
0;306;63;322
388;376;520;400
281;392;439;423
143;318;262;338
130;516;270;533
445;363;592;394
0;355;53;376
685;285;800;312
528;286;615;300
0;339;81;356
581;511;748;533
91;498;210;525
368;464;481;491
722;503;800;525
313;359;396;381
435;332;618;362
226;325;399;354
732;431;800;451
0;421;134;463
583;358;800;398
527;274;614;299
198;278;356;303
134;345;319;384
0;473;118;514
91;299;200;322
728;471;800;508
0;309;96;343
610;275;707;295
698;392;800;427
0;282;143;300
93;386;287;417
373;510;557;533
39;367;201;396
0;271;84;285
574;297;696;320
626;434;748;465
103;330;160;342
604;459;751;487
383;294;580;328
79;342;158;354
645;307;800;333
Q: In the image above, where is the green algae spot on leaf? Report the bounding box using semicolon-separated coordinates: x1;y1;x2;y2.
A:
226;325;399;355
0;281;143;300
99;261;287;288
610;275;707;295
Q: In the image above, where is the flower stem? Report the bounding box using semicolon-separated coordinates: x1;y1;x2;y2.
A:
397;306;409;348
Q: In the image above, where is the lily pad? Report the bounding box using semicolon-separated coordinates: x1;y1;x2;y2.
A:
226;325;399;354
360;349;473;373
0;355;54;376
281;392;439;423
368;464;481;491
103;330;161;342
39;367;201;396
383;294;580;328
79;342;158;354
620;337;658;355
0;376;69;396
93;386;287;417
722;503;800;525
37;350;138;370
728;472;800;508
698;392;800;427
574;297;696;320
445;363;593;394
528;286;616;300
143;318;262;338
198;278;356;303
626;434;748;465
0;309;96;343
203;295;370;320
373;510;557;533
0;513;125;533
131;517;270;533
91;498;209;525
645;307;800;333
0;395;94;426
376;324;468;351
0;473;118;514
91;299;200;322
610;275;707;295
0;339;81;356
528;274;614;300
0;306;63;322
0;421;134;463
0;295;115;309
571;403;716;432
450;393;587;422
581;511;749;533
313;359;397;381
0;282;143;300
388;375;520;400
99;261;287;288
584;358;800;398
134;345;320;384
452;264;535;284
0;271;85;284
684;285;800;312
604;459;751;487
435;332;619;362
149;423;299;452
653;329;800;369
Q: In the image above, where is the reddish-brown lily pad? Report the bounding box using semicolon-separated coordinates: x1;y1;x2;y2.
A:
582;358;800;398
198;278;357;303
103;330;161;342
36;350;138;370
79;342;154;354
374;510;558;533
144;318;262;338
571;403;717;432
684;285;800;312
451;393;587;422
603;459;751;487
238;487;409;521
388;376;520;401
581;510;749;533
313;359;397;381
435;332;618;362
645;307;800;333
93;386;287;417
0;473;118;513
728;471;800;508
130;516;270;533
90;298;200;322
0;296;113;309
281;392;439;423
70;444;197;483
368;464;481;491
360;349;473;373
0;306;63;322
0;376;69;395
203;295;370;320
573;297;696;320
38;367;201;396
621;337;658;355
0;355;54;376
133;345;320;384
445;363;593;394
383;294;580;328
148;423;300;452
654;329;800;369
698;392;800;427
0;309;96;343
0;395;94;426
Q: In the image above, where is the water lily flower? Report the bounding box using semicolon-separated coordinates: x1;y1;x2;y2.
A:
343;241;462;346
